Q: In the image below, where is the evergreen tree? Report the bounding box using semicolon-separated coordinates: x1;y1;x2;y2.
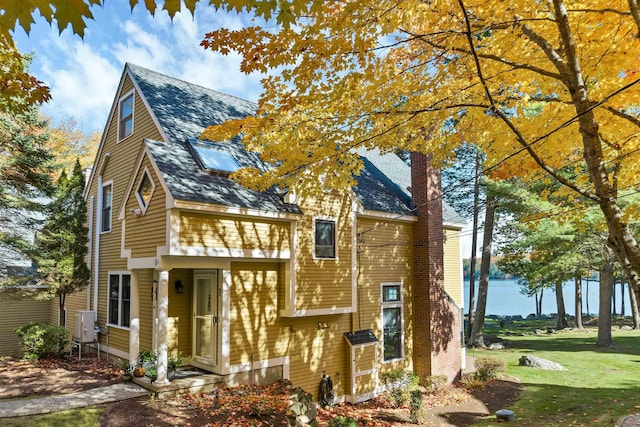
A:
36;159;89;325
0;105;55;284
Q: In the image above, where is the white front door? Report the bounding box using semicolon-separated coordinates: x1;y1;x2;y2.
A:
193;271;219;369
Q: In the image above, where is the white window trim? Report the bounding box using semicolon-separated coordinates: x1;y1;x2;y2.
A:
135;166;155;214
100;180;114;234
117;90;134;142
312;216;338;260
381;281;404;363
107;271;131;330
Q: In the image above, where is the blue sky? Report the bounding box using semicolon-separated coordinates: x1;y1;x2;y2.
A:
13;1;264;134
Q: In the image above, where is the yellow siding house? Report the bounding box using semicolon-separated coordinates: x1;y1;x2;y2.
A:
70;64;466;402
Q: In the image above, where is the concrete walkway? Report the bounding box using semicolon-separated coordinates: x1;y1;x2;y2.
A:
0;383;148;418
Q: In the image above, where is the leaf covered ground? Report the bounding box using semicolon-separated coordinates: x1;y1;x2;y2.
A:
0;354;522;426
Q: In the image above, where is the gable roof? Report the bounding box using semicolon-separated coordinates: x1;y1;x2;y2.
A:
125;64;464;223
126;63;300;214
354;148;466;225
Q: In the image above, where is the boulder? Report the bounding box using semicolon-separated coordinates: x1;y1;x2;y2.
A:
288;387;318;427
518;355;566;370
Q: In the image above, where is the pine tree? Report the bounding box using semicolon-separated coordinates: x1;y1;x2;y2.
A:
36;159;89;325
0;106;55;283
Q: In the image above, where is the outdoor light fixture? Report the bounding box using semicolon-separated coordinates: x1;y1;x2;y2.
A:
174;280;184;294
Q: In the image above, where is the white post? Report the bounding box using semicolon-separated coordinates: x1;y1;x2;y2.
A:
155;270;170;385
129;270;140;366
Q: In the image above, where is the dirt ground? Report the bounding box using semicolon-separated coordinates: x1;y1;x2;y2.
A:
0;354;522;426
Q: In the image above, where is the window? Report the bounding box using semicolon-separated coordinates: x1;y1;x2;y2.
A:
190;141;240;173
101;183;112;232
382;283;403;361
136;169;154;210
118;92;134;140
314;219;336;259
108;273;131;327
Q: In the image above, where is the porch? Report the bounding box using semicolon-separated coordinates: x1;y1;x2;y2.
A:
132;367;225;398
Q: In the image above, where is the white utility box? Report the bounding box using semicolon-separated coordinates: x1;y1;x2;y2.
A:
73;310;95;343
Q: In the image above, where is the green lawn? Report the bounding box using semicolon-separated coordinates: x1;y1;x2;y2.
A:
1;408;102;427
469;326;640;426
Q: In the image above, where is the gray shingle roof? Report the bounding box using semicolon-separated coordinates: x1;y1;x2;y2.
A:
127;64;464;224
355;147;466;225
128;64;300;214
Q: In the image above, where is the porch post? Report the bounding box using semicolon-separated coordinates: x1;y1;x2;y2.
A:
156;269;170;385
129;270;140;366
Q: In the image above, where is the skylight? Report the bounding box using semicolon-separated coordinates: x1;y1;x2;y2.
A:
191;142;240;173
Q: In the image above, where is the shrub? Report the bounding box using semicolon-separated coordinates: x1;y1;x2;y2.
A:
15;321;69;360
138;349;156;367
459;372;486;390
327;416;358;427
474;356;506;381
380;369;419;407
409;389;424;423
425;374;448;392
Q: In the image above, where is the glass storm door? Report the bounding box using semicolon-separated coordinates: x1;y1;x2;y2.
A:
193;271;218;368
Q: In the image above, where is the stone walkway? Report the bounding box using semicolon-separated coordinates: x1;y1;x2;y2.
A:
0;383;148;418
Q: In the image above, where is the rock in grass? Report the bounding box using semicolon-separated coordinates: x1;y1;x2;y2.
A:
518;355;566;370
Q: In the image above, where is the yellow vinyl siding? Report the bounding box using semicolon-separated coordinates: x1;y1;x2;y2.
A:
356;218;413;374
168;269;193;358
179;212;290;254
138;269;155;352
229;261;351;399
295;193;354;311
86;74;164;356
0;295;53;356
356;374;376;396
443;227;463;306
124;155;167;258
355;345;376;373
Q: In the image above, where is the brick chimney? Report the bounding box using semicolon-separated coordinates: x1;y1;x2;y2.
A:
410;152;462;384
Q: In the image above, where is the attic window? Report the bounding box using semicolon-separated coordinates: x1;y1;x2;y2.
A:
135;168;155;212
118;91;134;141
191;142;240;173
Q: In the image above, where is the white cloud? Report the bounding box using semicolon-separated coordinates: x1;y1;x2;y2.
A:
14;1;267;133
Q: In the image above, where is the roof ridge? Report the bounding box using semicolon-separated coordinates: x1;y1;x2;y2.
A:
125;62;258;108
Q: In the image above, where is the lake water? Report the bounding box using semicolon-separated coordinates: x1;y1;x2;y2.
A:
463;279;629;317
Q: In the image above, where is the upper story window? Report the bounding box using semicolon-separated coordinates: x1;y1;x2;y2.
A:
118;92;134;141
314;219;336;259
136;168;155;212
101;182;112;233
108;273;131;328
382;283;403;362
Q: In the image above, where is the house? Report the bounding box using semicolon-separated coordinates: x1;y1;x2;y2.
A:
68;63;466;402
0;216;57;357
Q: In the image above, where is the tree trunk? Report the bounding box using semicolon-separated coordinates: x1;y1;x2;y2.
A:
621;283;625;317
586;278;590;315
552;0;640;294
597;248;614;347
466;151;482;342
537;288;544;317
58;293;66;326
469;193;496;347
575;275;584;329
555;281;568;329
629;283;640;329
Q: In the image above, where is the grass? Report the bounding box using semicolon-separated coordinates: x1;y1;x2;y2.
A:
1;408;102;427
469;322;640;426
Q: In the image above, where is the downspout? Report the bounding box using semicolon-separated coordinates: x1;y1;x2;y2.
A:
94;176;102;321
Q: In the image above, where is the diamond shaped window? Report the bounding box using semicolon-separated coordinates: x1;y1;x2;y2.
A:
136;168;155;212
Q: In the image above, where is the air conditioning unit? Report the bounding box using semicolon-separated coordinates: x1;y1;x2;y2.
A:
73;311;95;343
